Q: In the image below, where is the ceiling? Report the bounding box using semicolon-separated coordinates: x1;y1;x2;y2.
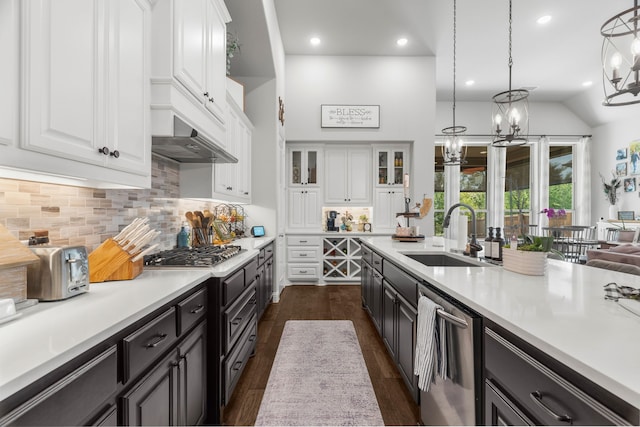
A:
227;0;629;104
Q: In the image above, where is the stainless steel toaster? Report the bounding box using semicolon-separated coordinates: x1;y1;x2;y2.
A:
27;246;90;301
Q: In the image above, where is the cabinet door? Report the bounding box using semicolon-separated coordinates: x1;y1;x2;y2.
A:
324;150;349;203
105;0;150;175
381;282;396;359
173;0;207;104
289;148;320;186
371;271;383;332
361;261;371;309
303;189;322;229
22;0;101;162
122;351;179;426
235;120;251;200
265;258;273;307
204;0;226;120
485;380;534;426
347;148;372;204
374;189;404;230
0;0;18;148
287;189;306;228
214;104;239;195
397;295;418;401
178;323;207;427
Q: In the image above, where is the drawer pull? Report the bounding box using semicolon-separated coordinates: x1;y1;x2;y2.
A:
249;334;256;342
299;270;308;274
299;240;308;243
231;317;242;326
190;304;205;314
232;361;243;371
374;260;380;265
249;297;257;305
299;253;308;257
529;391;572;423
145;333;168;348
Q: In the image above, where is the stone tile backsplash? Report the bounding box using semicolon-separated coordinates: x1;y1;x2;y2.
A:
0;156;224;251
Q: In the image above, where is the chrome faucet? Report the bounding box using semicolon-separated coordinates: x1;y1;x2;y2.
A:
443;203;482;257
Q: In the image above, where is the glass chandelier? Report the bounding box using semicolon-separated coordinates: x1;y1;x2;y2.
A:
491;0;528;147
441;0;467;166
601;0;640;106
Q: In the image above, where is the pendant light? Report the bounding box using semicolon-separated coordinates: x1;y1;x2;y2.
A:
442;0;467;166
491;0;528;147
601;0;640;106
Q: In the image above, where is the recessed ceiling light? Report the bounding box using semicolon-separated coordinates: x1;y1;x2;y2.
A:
582;81;593;87
465;80;475;86
537;15;552;25
396;38;408;46
310;37;321;46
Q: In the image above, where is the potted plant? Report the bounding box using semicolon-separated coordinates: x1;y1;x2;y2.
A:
502;236;564;275
611;219;636;242
600;172;622;219
358;214;369;231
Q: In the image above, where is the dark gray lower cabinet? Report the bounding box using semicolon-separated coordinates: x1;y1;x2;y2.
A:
122;322;206;426
485;326;635;425
382;281;418;402
485;380;533;426
371;269;383;332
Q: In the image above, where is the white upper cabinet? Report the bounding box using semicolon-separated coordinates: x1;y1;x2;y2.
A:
374;145;409;187
151;0;230;148
324;147;372;205
9;0;152;188
288;145;321;186
0;0;18;148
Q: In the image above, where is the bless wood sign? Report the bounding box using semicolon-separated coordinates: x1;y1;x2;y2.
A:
321;105;380;128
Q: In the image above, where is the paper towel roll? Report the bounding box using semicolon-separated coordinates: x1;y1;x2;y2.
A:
457;216;468;250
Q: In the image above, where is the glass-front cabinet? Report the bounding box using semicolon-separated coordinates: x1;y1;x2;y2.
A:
288;145;322;186
375;145;408;187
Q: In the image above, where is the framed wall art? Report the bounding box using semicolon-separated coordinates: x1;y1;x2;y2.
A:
321;105;380;128
616;162;628;176
624;177;636;192
617;148;628;160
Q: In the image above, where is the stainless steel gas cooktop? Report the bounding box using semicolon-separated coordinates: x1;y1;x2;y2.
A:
143;245;244;267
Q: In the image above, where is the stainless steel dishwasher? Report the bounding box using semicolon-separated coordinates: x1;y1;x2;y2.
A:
418;282;482;426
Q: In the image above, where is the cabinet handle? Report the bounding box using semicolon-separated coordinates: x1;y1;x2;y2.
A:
226;186;233;191
299;253;308;257
145;333;168;348
231;317;242;326
529;391;572;423
190;304;205;314
249;297;257;304
249;334;256;342
232;361;243;371
244;192;249;195
203;91;209;98
299;240;308;243
109;150;119;158
98;146;110;156
299;270;308;274
374;260;380;265
209;97;214;103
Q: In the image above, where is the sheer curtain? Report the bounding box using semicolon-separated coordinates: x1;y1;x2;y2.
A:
574;136;592;226
536;136;550;228
487;145;506;231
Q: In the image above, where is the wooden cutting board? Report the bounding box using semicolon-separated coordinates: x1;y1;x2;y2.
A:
0;224;39;268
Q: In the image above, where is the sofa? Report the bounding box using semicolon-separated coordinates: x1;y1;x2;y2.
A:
586;244;640;275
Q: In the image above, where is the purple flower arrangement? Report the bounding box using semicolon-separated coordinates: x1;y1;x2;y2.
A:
541;208;566;218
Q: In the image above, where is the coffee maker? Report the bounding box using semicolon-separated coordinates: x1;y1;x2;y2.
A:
326;210;339;231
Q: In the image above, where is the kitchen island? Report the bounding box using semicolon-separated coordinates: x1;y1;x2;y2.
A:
360;235;640;422
0;236;274;424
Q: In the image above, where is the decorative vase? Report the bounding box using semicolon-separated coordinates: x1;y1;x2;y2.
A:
609;204;619;220
617;229;636;242
502;250;548;276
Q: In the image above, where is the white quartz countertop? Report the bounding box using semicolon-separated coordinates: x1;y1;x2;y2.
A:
0;236;274;403
360;236;640;411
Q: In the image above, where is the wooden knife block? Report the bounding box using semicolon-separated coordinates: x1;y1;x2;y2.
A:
88;238;143;283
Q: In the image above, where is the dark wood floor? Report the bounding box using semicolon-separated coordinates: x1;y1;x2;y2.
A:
221;285;421;426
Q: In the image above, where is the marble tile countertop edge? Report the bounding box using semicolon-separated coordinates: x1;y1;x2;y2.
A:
359;236;640;411
0;236;275;403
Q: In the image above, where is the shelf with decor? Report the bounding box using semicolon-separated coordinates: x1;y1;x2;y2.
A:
322;237;362;281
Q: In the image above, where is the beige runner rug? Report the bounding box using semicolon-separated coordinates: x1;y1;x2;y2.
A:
255;320;384;426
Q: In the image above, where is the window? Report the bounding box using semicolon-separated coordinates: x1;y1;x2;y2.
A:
504;145;531;236
548;144;573;226
460;146;488;238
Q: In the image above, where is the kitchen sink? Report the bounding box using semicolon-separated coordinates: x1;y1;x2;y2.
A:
402;253;488;267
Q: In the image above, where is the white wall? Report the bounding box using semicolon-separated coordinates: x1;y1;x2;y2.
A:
285;55;436;233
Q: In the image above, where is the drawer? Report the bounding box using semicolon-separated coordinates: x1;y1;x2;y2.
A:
223;284;257;353
361;245;373;265
263;243;274;260
244;257;258;286
287;246;321;262
258;248;266;265
222;268;245;307
123;308;178;383
288;263;321;280
0;346;117;426
287;235;321;246
371;251;383;273
485;327;629;425
383;260;418;307
223;314;257;404
177;287;207;336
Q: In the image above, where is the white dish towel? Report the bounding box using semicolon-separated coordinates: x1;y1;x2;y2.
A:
414;295;447;392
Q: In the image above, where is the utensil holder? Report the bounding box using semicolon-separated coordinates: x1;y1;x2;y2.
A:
88;238;135;283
